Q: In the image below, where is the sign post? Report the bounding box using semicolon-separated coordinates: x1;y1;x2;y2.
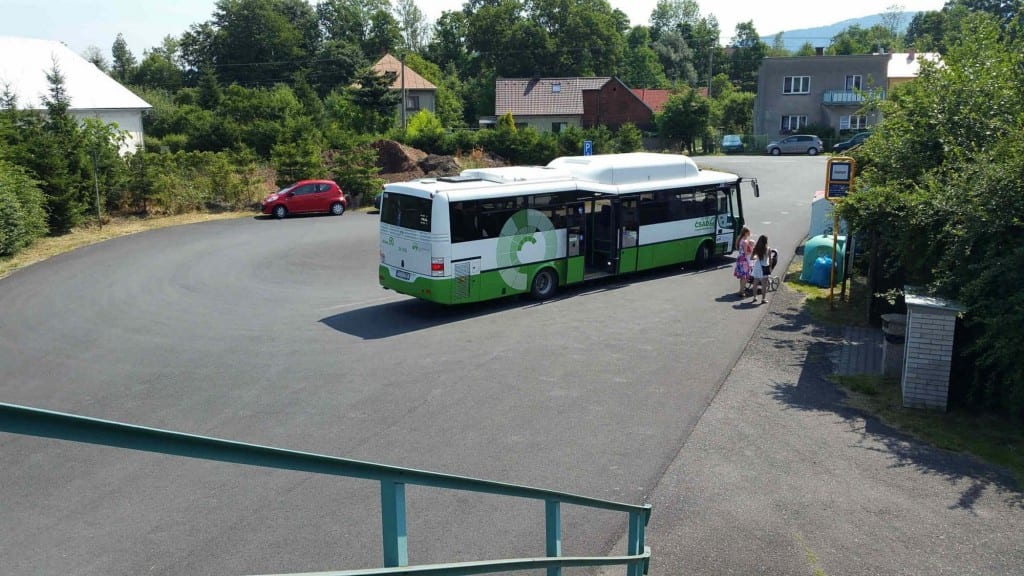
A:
825;157;855;309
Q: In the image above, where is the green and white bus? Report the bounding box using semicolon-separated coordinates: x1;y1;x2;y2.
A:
379;152;758;305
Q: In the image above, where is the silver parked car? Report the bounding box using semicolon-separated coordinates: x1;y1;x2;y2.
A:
765;134;824;156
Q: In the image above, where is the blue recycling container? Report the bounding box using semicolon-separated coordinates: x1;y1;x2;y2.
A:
811;256;833;287
800;234;846;285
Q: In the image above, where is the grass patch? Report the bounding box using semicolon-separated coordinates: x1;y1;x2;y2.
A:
784;253;870;327
832;373;1024;486
0;211;256;280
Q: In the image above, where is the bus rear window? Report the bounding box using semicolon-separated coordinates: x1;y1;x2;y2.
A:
381;193;432;232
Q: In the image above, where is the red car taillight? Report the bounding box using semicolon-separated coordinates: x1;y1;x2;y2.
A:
431;257;444;277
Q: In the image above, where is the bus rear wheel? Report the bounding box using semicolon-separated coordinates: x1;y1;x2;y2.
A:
530;268;558;300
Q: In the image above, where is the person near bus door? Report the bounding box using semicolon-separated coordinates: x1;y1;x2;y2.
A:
733;226;754;297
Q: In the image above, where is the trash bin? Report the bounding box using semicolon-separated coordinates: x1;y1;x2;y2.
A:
881;313;907;379
800;234;846;286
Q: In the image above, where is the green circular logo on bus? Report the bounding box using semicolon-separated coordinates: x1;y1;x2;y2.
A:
496;209;558;290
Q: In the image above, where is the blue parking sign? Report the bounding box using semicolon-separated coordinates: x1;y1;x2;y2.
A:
583;140;593;156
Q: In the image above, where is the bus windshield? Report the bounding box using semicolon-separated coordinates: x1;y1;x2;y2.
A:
381;192;432;232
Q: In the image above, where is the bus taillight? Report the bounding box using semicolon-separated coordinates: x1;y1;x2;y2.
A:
431;257;444;276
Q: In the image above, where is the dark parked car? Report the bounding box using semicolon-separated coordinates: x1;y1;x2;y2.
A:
721;134;744;154
765;134;824;156
261;180;348;219
833;131;872;153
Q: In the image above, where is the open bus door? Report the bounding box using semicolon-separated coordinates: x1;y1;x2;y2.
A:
565;201;586;284
617;197;639;274
724;178;760;252
588;197;618;275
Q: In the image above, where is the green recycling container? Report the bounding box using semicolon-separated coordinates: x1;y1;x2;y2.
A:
800;234;846;285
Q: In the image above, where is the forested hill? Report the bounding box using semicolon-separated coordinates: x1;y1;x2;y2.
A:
766;11;920;52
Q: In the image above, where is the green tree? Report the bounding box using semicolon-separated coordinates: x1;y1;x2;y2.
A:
728;21;767;92
426;11;472;76
614;122;644;152
394;0;430;53
718;91;755;134
111;33;138;83
827;23;902;55
652;30;698;85
349;67;402;134
767;33;789;57
210;0;319;87
83;46;110;73
838;12;1024;418
36;60;88;233
620;27;668;88
655;87;710;153
794;42;818;56
402;54;465;128
649;0;719;89
311;39;367;98
134;36;184;92
271;134;325;186
324;130;383;204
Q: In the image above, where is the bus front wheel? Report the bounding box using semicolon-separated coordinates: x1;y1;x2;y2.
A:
530;268;558;300
695;241;714;268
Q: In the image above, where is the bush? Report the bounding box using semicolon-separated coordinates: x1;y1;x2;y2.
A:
0;160;48;257
406;110;445;153
143;150;268;214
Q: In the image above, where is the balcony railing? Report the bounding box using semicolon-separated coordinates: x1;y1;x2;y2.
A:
0;402;652;576
822;89;886;105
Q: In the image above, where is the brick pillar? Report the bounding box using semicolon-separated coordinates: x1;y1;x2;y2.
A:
900;291;965;411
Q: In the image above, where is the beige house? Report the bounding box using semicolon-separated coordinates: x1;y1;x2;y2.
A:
0;36;151;155
371;53;437;125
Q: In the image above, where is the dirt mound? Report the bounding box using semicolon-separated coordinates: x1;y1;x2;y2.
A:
372;140;508;184
373;140;427;174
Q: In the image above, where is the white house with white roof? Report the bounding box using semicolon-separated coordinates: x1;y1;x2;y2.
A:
0;36;151;155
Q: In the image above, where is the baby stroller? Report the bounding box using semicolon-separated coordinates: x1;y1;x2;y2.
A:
747;248;780;295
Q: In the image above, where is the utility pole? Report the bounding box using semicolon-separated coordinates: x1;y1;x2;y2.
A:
401;52;407;131
92;148;102;229
707;37;714;97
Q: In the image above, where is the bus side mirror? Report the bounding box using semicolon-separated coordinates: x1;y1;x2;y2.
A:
752;180;760;198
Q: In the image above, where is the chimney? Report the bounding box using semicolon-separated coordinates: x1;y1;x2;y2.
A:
815;47;824;56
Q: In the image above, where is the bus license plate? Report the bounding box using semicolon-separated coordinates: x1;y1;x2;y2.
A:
396;270;411;280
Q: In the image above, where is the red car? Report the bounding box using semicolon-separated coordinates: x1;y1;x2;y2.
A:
261;180;348;219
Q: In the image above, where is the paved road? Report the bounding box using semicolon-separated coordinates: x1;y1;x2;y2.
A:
0;156;825;575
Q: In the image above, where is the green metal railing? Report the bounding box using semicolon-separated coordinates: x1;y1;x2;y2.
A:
0;402;651;576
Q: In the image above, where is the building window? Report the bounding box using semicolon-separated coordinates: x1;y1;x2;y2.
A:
552;83;561;93
406;95;420;111
780;115;808;132
552;122;568;133
840;115;868;130
783;76;810;94
845;75;863;90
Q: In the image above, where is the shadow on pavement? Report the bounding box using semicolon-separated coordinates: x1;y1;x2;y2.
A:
763;293;1023;510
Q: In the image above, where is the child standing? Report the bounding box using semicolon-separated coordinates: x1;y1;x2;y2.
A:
750;235;769;304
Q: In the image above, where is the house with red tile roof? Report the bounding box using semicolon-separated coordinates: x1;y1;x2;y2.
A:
371;53;437;122
487;77;662;133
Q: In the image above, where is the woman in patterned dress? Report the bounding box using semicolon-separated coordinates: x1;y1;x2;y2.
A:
733;226;753;297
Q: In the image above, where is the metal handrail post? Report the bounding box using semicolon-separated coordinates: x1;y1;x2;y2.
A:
381;480;408;567
626;507;650;576
545;500;561;576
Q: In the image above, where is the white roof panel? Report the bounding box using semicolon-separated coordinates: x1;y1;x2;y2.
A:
0;36;151;111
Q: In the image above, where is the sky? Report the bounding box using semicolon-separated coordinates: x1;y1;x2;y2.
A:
0;0;948;59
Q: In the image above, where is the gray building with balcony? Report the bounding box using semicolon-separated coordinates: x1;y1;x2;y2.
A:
753;53;890;139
